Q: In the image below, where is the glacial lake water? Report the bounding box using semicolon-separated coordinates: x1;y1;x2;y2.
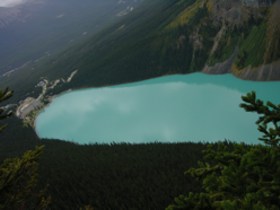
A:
35;73;280;144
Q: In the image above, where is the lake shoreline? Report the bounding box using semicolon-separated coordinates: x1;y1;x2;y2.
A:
35;73;280;145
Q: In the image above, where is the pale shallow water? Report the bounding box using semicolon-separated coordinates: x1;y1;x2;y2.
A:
35;73;280;144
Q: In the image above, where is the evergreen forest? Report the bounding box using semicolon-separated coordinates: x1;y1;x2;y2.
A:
0;90;280;210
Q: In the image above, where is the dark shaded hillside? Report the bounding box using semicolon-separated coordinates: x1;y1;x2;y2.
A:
0;117;39;159
0;0;142;74
0;0;199;100
2;0;280;103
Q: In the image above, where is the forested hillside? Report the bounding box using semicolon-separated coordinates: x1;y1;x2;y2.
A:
2;0;280;104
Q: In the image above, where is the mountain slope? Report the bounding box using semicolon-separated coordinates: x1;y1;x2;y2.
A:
1;0;280;102
0;0;142;74
32;0;280;82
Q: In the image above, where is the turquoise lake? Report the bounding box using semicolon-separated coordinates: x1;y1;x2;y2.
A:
35;73;280;144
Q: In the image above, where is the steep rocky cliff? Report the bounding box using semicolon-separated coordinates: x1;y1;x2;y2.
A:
193;0;280;80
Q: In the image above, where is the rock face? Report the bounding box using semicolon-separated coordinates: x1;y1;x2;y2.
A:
200;0;280;80
203;56;280;81
203;50;237;75
233;60;280;81
242;0;272;7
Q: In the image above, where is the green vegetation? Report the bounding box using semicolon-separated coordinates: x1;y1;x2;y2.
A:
167;143;280;210
0;88;13;131
166;0;202;29
36;141;205;210
1;91;280;210
0;146;50;210
0;0;280;208
207;27;239;65
2;88;204;209
264;0;280;63
1;87;280;210
3;0;280;101
240;91;280;146
0;88;50;210
167;92;280;210
235;23;267;68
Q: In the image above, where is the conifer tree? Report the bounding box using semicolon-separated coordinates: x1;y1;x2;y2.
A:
240;91;280;146
167;91;280;210
0;88;13;132
0;88;50;210
0;146;50;210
